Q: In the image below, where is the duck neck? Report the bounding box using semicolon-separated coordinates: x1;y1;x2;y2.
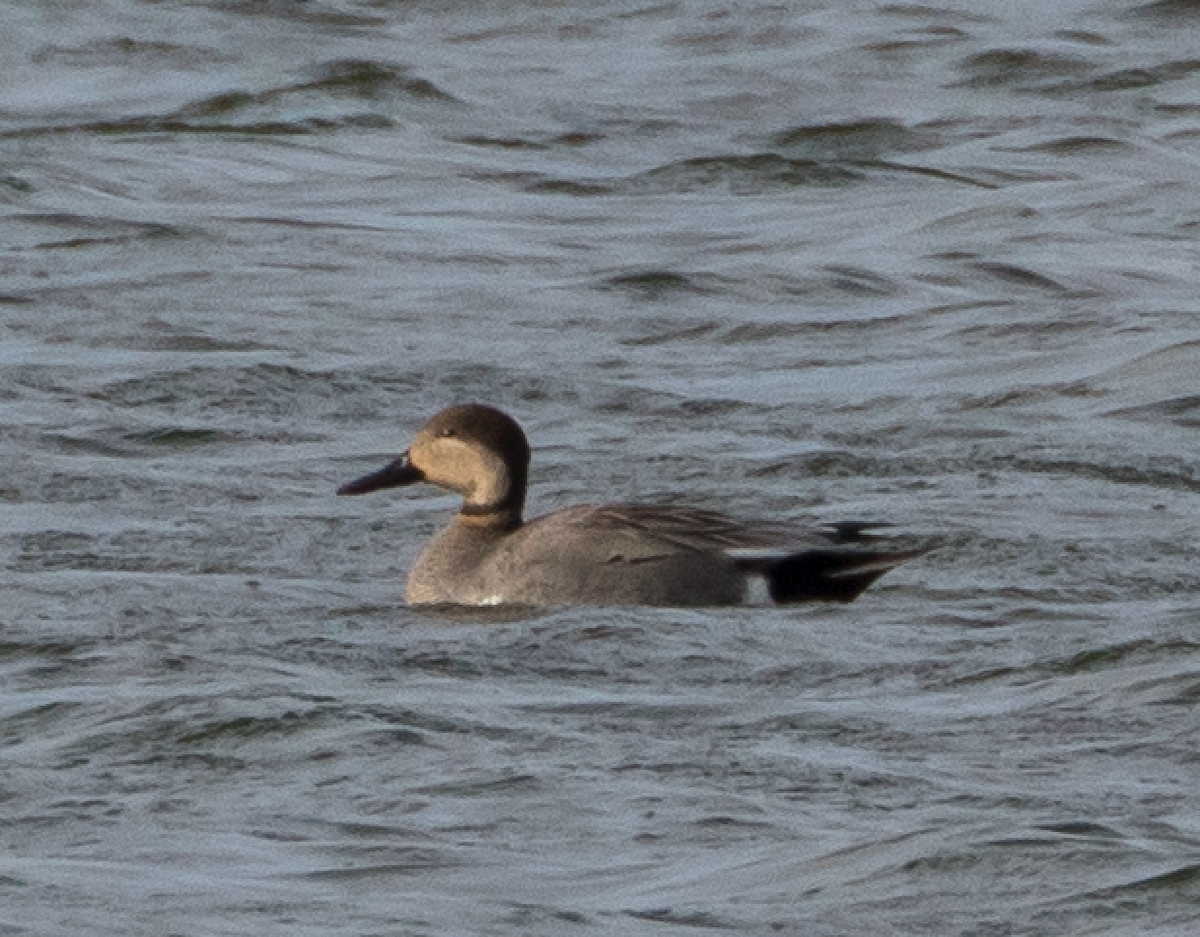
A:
458;487;525;530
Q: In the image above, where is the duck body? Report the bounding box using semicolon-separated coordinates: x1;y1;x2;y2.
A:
405;505;749;606
338;404;922;608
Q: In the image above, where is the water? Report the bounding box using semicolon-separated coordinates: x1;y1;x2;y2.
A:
4;0;1200;933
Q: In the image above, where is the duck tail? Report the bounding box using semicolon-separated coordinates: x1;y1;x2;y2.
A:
759;549;925;604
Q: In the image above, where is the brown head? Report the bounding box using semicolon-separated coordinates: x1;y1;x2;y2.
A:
337;404;531;527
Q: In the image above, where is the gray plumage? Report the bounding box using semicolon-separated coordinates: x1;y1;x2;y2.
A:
338;404;923;607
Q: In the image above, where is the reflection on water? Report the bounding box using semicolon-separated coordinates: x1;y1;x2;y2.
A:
4;1;1200;934
409;603;552;624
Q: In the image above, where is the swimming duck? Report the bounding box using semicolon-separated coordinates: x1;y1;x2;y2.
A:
337;404;922;606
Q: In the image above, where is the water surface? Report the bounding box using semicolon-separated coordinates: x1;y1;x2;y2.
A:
4;1;1200;934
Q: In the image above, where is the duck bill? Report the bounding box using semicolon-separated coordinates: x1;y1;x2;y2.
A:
337;452;424;496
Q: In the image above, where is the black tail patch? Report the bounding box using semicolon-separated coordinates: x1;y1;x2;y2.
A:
761;549;921;604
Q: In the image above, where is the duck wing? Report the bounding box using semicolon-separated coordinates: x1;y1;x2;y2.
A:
573;504;923;604
578;504;885;552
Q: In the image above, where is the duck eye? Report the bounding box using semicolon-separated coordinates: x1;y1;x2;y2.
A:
440;428;456;438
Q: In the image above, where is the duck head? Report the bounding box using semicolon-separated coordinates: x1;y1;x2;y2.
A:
337;404;531;527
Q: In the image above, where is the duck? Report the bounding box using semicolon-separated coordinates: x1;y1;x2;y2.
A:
337;404;923;607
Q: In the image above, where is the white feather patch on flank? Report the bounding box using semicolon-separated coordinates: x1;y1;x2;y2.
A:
724;548;796;560
746;576;771;604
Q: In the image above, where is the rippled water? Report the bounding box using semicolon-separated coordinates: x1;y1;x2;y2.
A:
5;1;1200;934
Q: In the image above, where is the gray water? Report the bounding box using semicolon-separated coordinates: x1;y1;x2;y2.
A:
4;1;1200;934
